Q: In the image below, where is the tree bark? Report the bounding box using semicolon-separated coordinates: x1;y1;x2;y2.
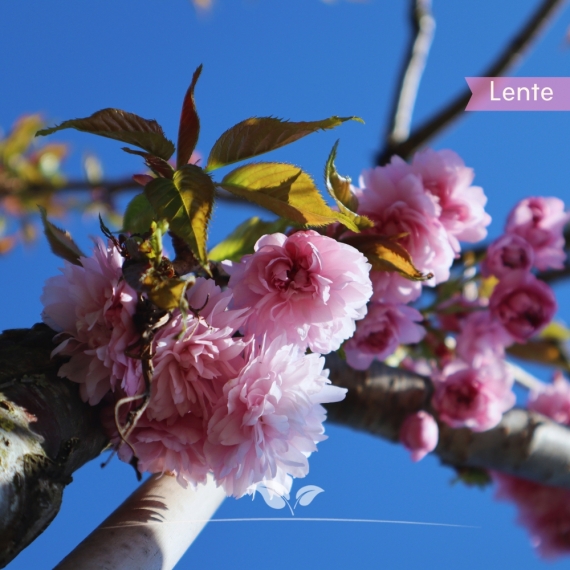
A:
2;326;570;566
54;474;226;570
0;325;107;568
325;354;570;488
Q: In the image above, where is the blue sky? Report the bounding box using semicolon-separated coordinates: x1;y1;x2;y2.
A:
2;1;570;568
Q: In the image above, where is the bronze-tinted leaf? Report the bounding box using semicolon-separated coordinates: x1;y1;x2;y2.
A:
37;108;175;161
122;148;174;179
39;206;85;265
507;339;570;371
344;234;431;281
147;278;190;311
206;116;363;171
209;216;289;262
144;164;215;271
177;65;202;169
219;162;361;231
324;140;373;231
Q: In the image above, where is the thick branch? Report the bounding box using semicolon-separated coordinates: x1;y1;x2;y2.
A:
0;325;108;568
377;0;566;164
325;353;570;489
386;0;436;147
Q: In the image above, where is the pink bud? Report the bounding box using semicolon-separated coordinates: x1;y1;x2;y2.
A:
399;411;439;462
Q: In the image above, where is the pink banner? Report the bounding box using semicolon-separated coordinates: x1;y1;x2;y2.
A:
465;77;570;111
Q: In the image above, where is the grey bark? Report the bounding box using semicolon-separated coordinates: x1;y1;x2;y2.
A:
0;325;108;568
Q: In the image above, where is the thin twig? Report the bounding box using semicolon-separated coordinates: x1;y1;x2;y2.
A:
0;177;246;204
386;0;436;147
377;0;567;164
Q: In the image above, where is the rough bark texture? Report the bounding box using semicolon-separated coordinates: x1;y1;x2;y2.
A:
0;325;108;568
325;353;570;488
2;327;570;566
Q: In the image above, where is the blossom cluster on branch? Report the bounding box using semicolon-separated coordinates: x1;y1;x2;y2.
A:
29;70;570;557
42;231;371;497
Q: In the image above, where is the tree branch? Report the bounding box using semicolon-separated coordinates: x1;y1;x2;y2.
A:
0;177;246;204
4;327;570;566
55;474;226;570
377;0;566;164
385;0;436;147
0;325;108;568
324;353;570;489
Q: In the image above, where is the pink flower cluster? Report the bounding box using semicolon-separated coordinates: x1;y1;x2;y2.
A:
224;230;372;354
493;472;570;559
42;231;371;497
41;239;140;404
355;149;489;305
344;149;491;370
419;196;567;435
528;371;570;425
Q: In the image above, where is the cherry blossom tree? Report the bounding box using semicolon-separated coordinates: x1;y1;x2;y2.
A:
1;1;570;568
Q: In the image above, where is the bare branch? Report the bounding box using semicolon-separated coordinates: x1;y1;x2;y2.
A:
324;353;570;489
377;0;566;164
386;0;436;147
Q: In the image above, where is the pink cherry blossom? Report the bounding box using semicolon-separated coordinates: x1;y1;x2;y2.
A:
41;239;140;405
493;472;570;559
481;233;534;278
489;270;556;343
411;149;491;252
116;411;211;488
146;277;247;423
505;196;569;271
225;230;372;354
204;337;347;498
432;359;515;432
456;310;513;367
528;371;570;426
355;162;454;304
399;411;439;462
344;303;425;370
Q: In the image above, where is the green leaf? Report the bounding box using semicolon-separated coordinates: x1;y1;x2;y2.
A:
206;116;363;171
177;65;202;169
37;108;175;161
324;140;373;231
39;206;85;265
144;164;215;271
219;162;361;231
343;234;431;281
209;216;289;262
123;193;157;234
